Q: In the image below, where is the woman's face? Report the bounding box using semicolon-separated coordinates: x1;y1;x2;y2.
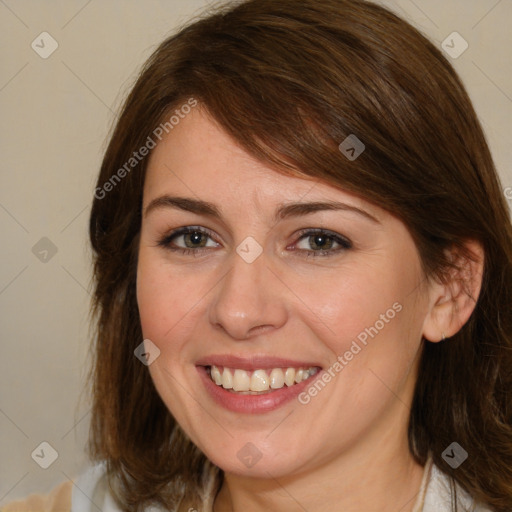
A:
137;106;432;478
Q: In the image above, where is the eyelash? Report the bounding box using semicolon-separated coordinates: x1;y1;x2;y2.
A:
157;226;352;258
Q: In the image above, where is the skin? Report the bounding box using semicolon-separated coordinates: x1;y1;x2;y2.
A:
136;106;484;512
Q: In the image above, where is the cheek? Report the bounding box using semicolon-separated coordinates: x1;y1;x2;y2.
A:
295;263;405;352
292;271;425;444
136;249;216;367
136;257;168;340
296;251;426;384
136;251;189;347
136;252;204;433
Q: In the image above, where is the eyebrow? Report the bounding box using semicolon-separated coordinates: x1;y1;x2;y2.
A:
143;195;381;224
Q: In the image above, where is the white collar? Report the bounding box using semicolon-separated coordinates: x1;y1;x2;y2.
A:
71;455;491;512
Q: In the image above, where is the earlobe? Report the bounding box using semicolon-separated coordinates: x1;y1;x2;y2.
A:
422;240;484;343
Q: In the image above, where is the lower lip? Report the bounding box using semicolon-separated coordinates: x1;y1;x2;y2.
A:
196;366;322;414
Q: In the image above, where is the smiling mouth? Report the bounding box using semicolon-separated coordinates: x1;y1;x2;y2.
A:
206;365;321;395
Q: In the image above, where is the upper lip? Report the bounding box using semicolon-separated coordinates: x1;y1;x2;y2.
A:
196;355;322;371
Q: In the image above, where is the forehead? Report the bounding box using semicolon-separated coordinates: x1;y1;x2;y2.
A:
146;107;300;189
144;106;384;222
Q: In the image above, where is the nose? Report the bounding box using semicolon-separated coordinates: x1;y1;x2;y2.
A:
208;248;288;341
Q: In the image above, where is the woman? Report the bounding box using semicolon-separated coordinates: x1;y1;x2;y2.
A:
5;0;511;511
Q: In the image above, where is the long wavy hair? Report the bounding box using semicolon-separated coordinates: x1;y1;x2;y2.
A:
87;0;512;510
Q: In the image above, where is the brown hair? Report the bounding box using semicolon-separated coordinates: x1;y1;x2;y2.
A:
87;0;512;510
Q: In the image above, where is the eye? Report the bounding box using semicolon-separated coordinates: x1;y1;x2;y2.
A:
156;226;352;258
291;229;352;257
157;226;219;254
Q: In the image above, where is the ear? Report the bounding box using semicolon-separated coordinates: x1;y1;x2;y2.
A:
422;240;484;342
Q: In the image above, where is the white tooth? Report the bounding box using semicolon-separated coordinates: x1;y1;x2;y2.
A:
215;366;318;392
269;368;285;389
250;369;270;392
221;368;233;389
284;368;296;386
211;365;222;385
233;369;251;391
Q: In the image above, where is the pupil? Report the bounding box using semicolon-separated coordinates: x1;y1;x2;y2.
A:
311;234;332;250
187;232;204;247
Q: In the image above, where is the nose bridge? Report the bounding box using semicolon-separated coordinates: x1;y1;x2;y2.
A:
208;247;287;340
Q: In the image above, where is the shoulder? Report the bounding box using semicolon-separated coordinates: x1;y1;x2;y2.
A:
423;461;494;512
1;480;72;512
0;462;108;512
3;460;214;512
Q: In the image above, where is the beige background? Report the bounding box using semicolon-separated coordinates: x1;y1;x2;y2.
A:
1;0;511;504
